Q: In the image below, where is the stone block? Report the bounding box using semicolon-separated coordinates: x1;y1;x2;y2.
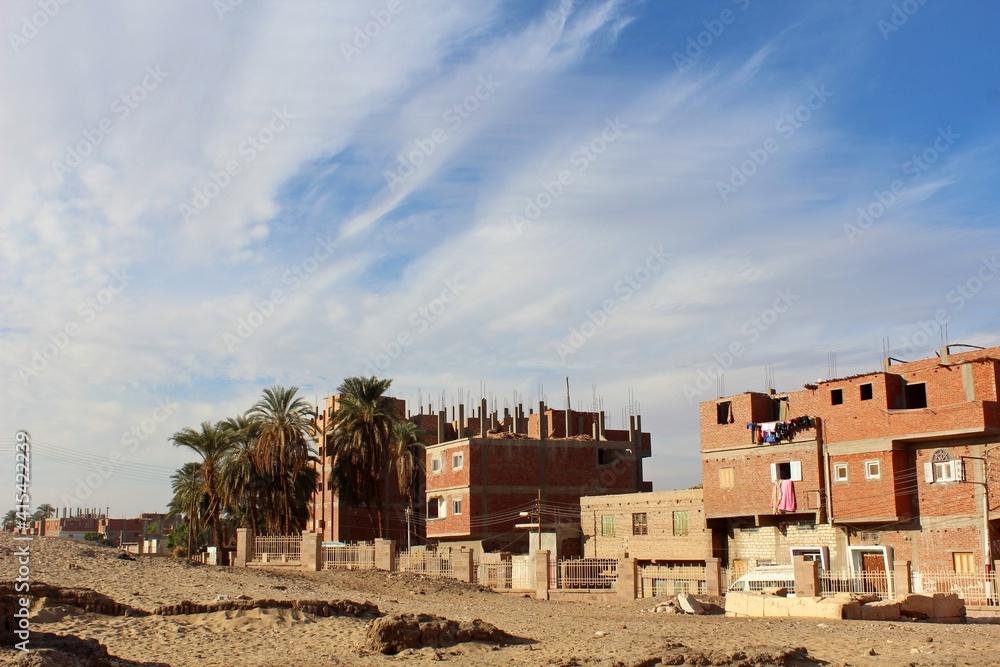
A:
724;593;748;616
744;593;765;617
763;596;789;617
900;594;935;620
861;600;901;621
841;601;862;620
932;593;965;619
677;593;705;615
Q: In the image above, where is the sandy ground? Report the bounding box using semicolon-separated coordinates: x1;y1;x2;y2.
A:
3;532;1000;666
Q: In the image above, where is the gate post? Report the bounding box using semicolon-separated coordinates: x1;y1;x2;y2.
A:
617;557;638;601
301;531;322;571
705;557;722;597
535;550;550;600
235;528;252;567
793;556;819;598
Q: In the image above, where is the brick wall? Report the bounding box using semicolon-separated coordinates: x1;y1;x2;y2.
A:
702;444;823;518
830;450;912;520
426;436;648;542
580;490;711;562
728;523;841;568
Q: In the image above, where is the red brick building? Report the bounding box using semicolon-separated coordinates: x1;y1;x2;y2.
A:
423;399;652;553
701;344;1000;574
311;394;415;544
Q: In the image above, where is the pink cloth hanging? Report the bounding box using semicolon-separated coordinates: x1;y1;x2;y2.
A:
777;479;796;512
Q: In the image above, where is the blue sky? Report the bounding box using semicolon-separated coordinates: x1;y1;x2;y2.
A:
2;0;999;517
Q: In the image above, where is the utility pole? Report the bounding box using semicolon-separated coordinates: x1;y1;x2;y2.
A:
405;506;412;553
537;488;542;552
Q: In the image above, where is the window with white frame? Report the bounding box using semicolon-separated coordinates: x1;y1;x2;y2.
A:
924;450;963;484
431;457;441;473
770;460;802;482
864;460;881;480
452;452;464;469
451;498;462;515
833;463;848;482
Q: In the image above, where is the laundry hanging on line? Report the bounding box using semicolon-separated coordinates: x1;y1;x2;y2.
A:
746;416;814;445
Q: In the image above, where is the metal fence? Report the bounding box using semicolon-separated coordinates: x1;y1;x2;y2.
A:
639;564;706;598
476;553;534;590
912;570;999;606
251;535;301;564
820;569;894;598
551;558;618;591
396;551;453;577
322;542;375;570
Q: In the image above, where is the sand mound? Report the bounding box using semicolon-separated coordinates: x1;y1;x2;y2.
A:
658;643;814;666
28;599;86;625
0;632;168;667
172;607;317;632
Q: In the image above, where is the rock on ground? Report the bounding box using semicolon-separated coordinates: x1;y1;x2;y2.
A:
365;612;521;654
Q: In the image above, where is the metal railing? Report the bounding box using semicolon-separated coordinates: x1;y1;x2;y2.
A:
396;551;453;577
820;569;894;598
552;558;618;590
322;542;375;570
476;553;534;590
912;570;999;606
251;535;301;564
639;564;706;598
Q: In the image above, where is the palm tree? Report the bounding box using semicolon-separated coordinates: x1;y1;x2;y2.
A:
326;376;402;537
392;420;424;504
170;421;234;551
246;386;316;534
32;503;56;522
168;462;206;556
219;415;265;533
2;509;18;532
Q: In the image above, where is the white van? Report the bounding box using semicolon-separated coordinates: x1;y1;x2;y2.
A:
727;565;796;594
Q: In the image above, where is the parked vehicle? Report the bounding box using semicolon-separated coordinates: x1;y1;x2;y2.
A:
727;565;795;594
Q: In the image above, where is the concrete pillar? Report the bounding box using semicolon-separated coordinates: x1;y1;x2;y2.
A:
235;528;251;567
538;401;548;439
535;550;550;600
480;399;488;437
599;411;606;440
437;410;445;444
301;531;322;572
793;555;819;598
375;538;397;572
893;560;912;597
617;557;639;601
458;404;465;439
705;557;722;597
454;548;475;583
